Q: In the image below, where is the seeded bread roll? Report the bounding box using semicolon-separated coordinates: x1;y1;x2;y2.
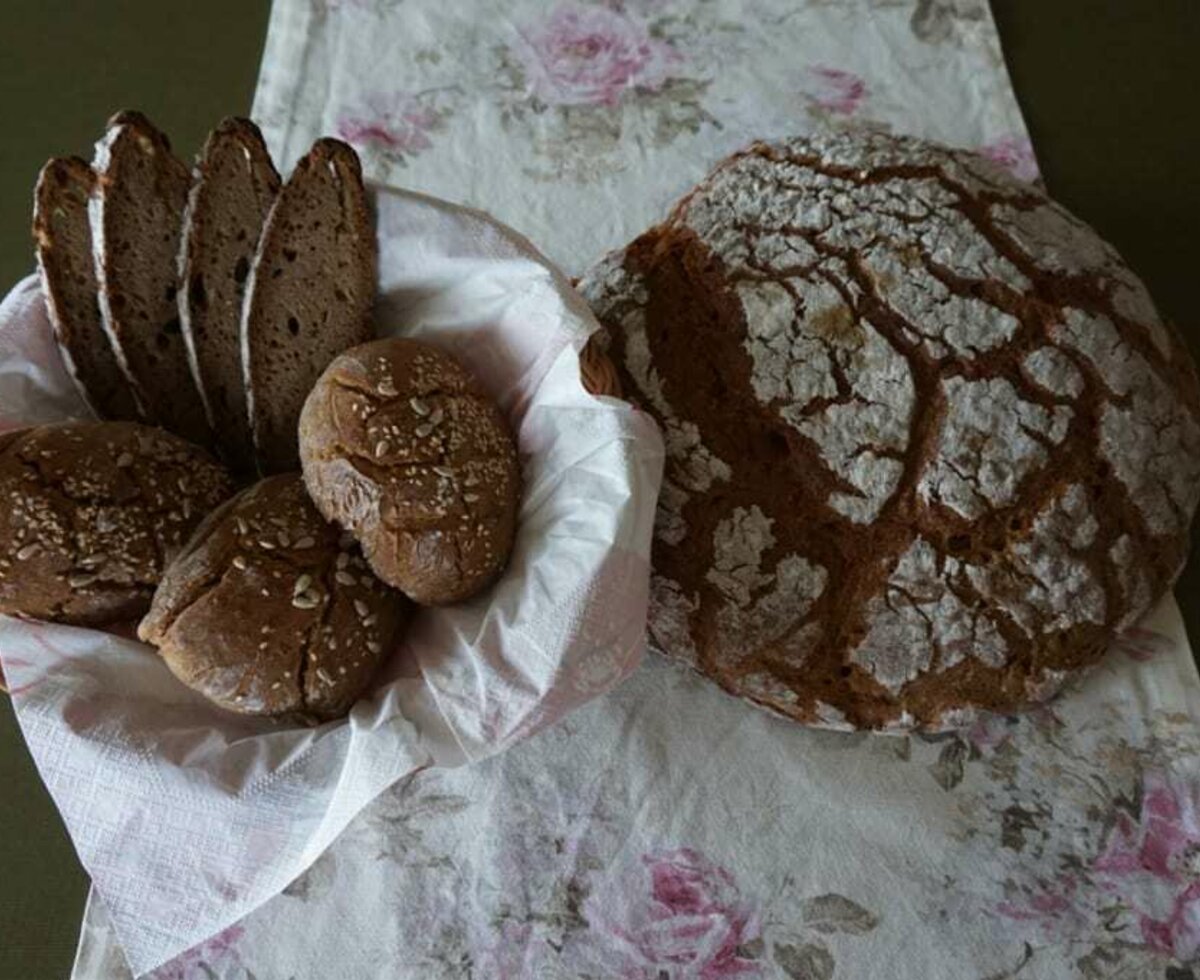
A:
578;130;1200;732
243;138;376;474
0;422;234;625
299;338;520;604
139;474;410;721
33;156;141;422
179;117;282;473
90;110;212;446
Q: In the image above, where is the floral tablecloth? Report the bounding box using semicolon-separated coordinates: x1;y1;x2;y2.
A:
73;1;1200;977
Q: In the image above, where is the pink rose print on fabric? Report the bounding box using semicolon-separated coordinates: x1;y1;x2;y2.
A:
978;135;1040;183
150;925;245;980
513;4;680;107
1111;626;1175;663
337;90;449;161
1093;770;1200;960
801;66;868;115
584;847;762;978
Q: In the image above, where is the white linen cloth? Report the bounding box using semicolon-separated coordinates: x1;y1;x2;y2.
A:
69;0;1200;976
0;184;663;976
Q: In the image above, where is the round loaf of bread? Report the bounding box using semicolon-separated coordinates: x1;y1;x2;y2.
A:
0;421;234;625
577;131;1200;732
139;474;411;721
299;338;520;604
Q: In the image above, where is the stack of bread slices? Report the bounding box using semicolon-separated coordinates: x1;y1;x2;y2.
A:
33;110;376;475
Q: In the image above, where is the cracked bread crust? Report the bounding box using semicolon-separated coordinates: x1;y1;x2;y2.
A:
0;422;234;625
578;130;1200;732
139;474;411;721
299;338;520;605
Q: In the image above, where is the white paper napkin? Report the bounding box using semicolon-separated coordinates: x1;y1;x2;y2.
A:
0;186;663;977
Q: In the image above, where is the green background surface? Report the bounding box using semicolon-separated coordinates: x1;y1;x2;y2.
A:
0;3;1196;977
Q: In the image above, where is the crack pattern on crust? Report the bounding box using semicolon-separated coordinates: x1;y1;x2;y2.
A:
299;339;520;605
579;129;1200;731
0;422;233;624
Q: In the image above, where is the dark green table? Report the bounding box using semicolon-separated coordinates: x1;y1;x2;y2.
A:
0;4;1195;977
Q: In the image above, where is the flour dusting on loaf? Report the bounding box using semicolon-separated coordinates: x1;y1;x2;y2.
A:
579;130;1200;731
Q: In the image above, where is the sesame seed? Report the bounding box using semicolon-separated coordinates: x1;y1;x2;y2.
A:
335;570;356;586
354;599;369;618
429;406;445;427
293;574;313;596
375;440;390;458
433;466;454;478
116;453;134;468
316;668;334;685
409;397;430;417
292;592;319;610
464;493;480;503
258;538;276;550
367;641;382;655
336;552;349;569
15;543;40;561
232;555;247;570
79;552;108;567
415;423;434;438
277;531;291;547
377;378;397;397
67;571;97;589
236;517;248;536
294;536;316;550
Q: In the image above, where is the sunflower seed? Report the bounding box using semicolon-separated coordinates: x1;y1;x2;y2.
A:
293;536;316;550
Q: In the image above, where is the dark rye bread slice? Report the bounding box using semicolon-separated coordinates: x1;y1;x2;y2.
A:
179;117;281;473
90;110;212;447
33;157;141;421
243;138;376;474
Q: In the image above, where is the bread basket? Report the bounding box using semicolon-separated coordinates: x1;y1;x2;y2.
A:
0;337;620;699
